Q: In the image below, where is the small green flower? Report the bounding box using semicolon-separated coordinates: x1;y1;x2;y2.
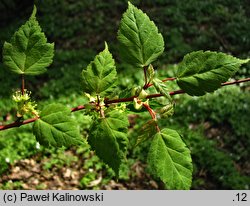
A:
12;90;31;102
12;90;39;117
113;103;126;113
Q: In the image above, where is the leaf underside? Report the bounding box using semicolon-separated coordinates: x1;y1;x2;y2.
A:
147;128;193;189
177;51;249;96
152;78;172;101
136;120;157;146
33;104;83;147
118;2;164;68
3;6;54;75
88;110;129;176
82;42;117;95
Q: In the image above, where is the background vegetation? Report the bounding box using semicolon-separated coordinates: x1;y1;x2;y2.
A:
0;0;249;189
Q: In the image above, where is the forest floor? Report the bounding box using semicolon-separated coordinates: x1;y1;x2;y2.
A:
0;150;162;190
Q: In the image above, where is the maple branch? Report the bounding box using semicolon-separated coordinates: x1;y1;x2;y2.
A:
0;77;249;131
70;105;85;112
0;117;38;131
221;77;250;86
0;106;85;131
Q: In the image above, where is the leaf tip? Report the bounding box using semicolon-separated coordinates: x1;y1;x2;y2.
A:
127;1;136;10
104;41;109;50
243;58;250;64
30;5;37;19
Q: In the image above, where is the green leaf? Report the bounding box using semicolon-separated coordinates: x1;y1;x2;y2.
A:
147;64;155;83
177;51;250;96
152;78;172;102
150;97;174;118
33;104;83;147
2;6;54;75
159;104;174;119
88;110;129;176
148;129;193;189
118;2;164;68
136;120;157;146
82;42;117;95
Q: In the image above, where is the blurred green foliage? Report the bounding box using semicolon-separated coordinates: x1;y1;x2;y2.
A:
168;85;250;189
1;0;249;78
1;0;250;60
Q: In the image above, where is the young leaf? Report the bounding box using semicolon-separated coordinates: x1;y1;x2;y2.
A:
2;6;54;75
33;104;83;147
147;129;193;189
150;96;174;118
147;64;155;83
177;51;250;96
159;104;174;119
88;110;129;176
82;42;117;95
117;2;164;68
136;120;157;146
152;78;172;102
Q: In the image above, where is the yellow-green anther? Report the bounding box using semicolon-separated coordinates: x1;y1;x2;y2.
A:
12;90;31;102
12;89;39;117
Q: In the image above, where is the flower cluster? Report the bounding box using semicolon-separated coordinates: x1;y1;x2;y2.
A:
12;90;39;117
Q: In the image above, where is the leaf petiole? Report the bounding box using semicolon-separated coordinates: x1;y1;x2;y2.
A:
142;103;160;132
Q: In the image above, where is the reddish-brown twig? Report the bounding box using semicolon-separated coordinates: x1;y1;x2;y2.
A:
0;77;249;131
